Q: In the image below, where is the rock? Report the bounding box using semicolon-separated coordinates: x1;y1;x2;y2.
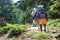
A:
48;29;57;33
52;30;57;33
55;34;60;39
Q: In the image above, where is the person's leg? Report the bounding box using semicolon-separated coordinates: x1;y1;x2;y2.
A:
40;24;42;32
44;24;46;32
42;18;46;32
33;18;37;27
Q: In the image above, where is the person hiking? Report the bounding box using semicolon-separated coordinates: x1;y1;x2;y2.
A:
31;7;38;27
37;4;48;32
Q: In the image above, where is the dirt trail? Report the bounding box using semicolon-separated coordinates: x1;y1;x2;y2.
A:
16;26;57;40
0;25;60;40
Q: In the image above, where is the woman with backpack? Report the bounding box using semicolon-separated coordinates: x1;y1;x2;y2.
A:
31;7;38;27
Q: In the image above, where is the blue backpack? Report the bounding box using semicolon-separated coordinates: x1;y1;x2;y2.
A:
33;7;38;17
36;5;47;18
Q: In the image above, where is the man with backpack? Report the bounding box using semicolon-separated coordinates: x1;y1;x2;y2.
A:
31;4;48;32
37;4;48;32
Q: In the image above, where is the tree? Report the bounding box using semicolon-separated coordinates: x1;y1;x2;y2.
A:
48;0;60;18
0;0;24;24
0;0;60;24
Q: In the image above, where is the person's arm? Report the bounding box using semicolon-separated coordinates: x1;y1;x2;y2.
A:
31;11;34;17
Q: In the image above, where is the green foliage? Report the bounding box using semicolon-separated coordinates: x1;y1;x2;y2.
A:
47;19;60;30
48;0;60;18
57;38;60;40
10;7;24;24
34;32;51;40
0;22;13;35
8;24;26;37
0;0;60;24
0;0;24;24
0;22;26;37
26;31;33;36
0;28;4;35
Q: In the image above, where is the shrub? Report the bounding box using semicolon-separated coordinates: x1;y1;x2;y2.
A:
0;22;26;37
47;19;60;30
8;24;26;37
0;22;13;35
34;32;51;40
0;28;4;35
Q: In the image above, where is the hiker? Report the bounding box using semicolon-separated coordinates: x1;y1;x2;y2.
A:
31;7;38;27
37;4;48;32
